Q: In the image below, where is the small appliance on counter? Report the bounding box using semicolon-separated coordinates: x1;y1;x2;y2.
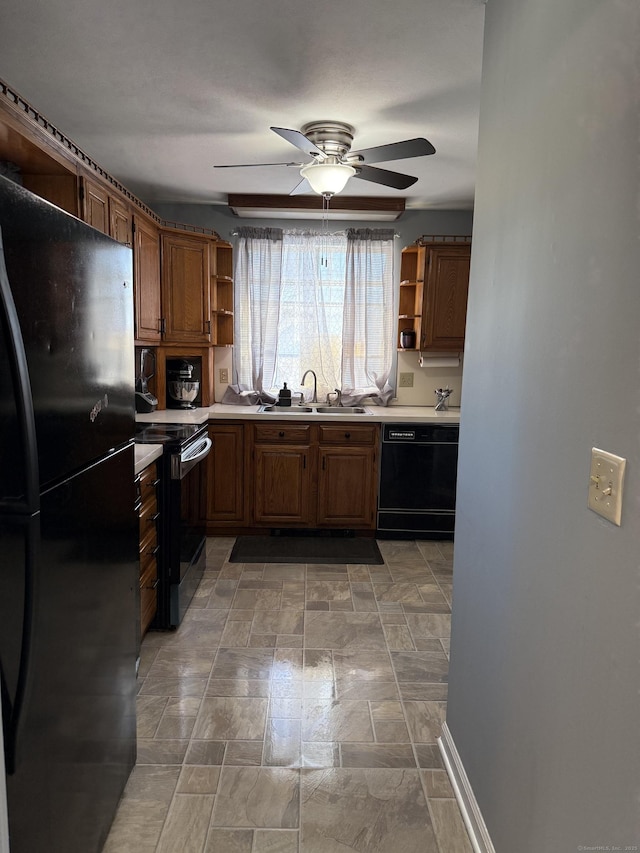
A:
135;347;158;413
167;358;200;409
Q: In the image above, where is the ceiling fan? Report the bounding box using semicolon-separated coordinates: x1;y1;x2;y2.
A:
214;121;436;197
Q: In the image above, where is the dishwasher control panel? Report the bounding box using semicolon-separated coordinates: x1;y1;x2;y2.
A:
383;424;459;444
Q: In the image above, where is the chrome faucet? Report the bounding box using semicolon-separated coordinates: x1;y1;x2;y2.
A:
326;388;342;407
301;370;318;403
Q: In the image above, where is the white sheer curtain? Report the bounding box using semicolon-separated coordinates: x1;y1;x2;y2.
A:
226;227;395;405
342;228;395;403
230;227;283;402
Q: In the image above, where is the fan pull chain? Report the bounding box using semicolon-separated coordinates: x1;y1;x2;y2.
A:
320;194;330;268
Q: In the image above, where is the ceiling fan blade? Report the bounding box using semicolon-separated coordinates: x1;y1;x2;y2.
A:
289;177;313;196
271;127;326;159
213;161;303;168
354;164;418;190
349;137;435;164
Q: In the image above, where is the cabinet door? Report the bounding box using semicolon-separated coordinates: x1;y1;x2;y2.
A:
253;446;312;525
202;424;246;524
81;175;110;235
317;446;377;528
421;243;471;350
134;216;162;342
161;233;212;343
109;196;133;246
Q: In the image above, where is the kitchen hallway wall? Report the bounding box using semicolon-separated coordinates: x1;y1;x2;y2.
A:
154;204;472;401
448;0;640;851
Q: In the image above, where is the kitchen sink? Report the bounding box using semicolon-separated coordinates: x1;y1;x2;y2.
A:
258;404;369;415
315;406;368;414
258;405;314;413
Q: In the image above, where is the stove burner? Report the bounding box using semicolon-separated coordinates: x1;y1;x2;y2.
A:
135;422;206;446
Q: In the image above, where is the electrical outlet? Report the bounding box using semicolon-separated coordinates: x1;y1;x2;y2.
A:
218;368;229;384
399;372;414;388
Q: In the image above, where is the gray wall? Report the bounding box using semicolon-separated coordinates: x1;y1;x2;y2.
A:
152;204;473;247
447;1;640;851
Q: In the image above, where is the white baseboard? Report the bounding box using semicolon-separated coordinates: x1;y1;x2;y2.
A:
438;721;496;853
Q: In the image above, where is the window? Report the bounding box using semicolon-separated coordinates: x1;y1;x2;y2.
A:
231;227;395;405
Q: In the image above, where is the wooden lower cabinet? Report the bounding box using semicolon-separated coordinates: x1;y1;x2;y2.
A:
254;445;313;525
204;419;379;533
317;424;378;527
251;422;313;525
137;461;160;639
317;446;376;527
201;423;247;526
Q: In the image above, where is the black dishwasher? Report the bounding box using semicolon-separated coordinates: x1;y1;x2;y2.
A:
377;423;459;539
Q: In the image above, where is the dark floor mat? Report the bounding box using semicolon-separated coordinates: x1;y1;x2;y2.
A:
229;535;384;564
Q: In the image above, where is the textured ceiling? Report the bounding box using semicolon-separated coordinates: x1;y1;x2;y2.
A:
0;0;485;210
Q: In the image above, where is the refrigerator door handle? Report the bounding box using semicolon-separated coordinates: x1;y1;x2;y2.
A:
1;514;38;775
0;226;40;514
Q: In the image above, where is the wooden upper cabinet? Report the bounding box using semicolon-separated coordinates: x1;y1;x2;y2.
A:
109;195;133;246
81;175;110;235
134;215;162;343
161;232;212;344
81;174;133;246
421;243;471;351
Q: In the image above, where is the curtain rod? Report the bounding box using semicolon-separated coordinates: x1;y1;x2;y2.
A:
230;229;400;238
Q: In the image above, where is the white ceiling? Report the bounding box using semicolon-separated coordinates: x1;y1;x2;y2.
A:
0;0;485;211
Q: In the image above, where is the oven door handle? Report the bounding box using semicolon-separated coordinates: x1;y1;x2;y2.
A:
181;437;212;466
172;437;212;479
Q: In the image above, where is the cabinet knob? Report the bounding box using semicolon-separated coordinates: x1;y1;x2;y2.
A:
345;432;351;439
279;431;285;437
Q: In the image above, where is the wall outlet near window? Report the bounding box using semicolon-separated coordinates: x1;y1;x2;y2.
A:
218;368;229;384
399;372;414;387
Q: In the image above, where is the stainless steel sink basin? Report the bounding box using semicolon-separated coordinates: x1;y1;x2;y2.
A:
315;406;368;414
258;405;313;414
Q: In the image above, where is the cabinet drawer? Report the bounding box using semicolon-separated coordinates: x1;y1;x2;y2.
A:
140;524;158;561
140;553;158;590
319;424;378;445
254;423;311;444
139;498;159;540
139;463;160;493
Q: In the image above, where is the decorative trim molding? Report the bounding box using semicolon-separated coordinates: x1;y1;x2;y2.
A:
438;722;496;853
416;234;472;244
0;78;158;217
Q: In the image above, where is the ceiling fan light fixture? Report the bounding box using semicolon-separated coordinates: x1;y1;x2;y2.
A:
300;162;356;196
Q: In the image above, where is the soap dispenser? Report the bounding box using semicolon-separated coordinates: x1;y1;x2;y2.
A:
278;382;292;407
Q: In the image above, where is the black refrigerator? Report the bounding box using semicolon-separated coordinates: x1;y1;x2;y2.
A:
0;175;138;853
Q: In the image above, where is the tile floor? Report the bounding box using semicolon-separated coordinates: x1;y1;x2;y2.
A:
104;538;473;853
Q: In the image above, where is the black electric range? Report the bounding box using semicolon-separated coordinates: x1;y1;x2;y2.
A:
135;421;208;447
135;421;211;628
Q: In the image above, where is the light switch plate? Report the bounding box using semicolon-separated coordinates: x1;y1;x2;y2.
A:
588;447;626;526
218;368;229;384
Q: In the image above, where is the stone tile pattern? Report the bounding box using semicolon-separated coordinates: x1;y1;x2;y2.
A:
104;538;472;853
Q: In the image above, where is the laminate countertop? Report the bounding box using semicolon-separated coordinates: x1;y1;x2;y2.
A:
134;443;163;475
136;403;461;426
